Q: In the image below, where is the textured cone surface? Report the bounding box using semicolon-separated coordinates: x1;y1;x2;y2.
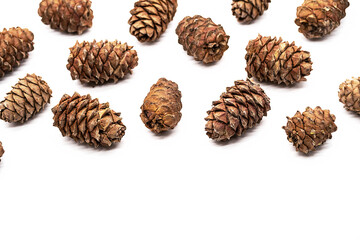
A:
140;78;182;133
67;40;139;85
129;0;178;42
52;92;126;148
176;15;230;64
38;0;93;34
232;0;271;23
339;77;360;114
283;106;337;154
205;79;270;141
245;35;313;85
0;141;4;161
0;27;34;78
0;74;52;123
295;0;349;39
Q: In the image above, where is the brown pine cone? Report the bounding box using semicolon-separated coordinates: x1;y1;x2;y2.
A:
129;0;178;42
140;78;182;133
283;106;337;154
52;92;126;148
66;40;139;85
231;0;271;23
205;79;271;141
38;0;93;34
176;15;230;64
0;74;52;123
295;0;349;39
0;27;34;78
339;77;360;114
245;35;313;85
0;141;4;161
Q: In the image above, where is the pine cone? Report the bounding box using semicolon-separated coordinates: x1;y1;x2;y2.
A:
205;79;270;141
66;40;139;85
0;141;4;161
245;35;313;85
295;0;349;39
129;0;178;42
283;106;337;154
38;0;94;34
52;92;126;148
338;77;360;114
231;0;271;23
140;78;182;133
0;27;34;78
176;15;230;64
0;74;52;123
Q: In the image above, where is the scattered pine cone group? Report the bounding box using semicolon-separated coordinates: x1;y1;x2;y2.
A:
232;0;271;23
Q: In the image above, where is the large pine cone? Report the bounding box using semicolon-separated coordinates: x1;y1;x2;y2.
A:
245;35;313;85
0;74;52;123
232;0;271;23
339;77;360;114
283;106;337;154
205;79;270;141
140;78;182;133
66;40;139;85
0;141;4;161
38;0;94;34
176;15;230;64
295;0;349;39
0;27;34;78
52;92;126;148
129;0;177;42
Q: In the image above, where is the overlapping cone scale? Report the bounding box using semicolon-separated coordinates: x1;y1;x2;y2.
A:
232;0;271;23
339;77;360;114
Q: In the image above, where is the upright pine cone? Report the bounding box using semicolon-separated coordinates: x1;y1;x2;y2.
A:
0;27;34;78
231;0;271;23
0;141;4;161
0;74;52;123
52;93;126;148
245;35;313;85
140;78;182;133
38;0;94;34
66;40;139;85
205;79;270;141
176;15;230;64
338;77;360;114
129;0;178;42
295;0;349;39
283;107;337;154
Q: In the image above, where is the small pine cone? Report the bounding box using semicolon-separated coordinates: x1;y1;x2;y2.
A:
231;0;271;23
38;0;93;34
0;27;34;78
140;78;182;133
205;79;271;141
66;40;139;85
295;0;349;39
245;35;313;85
338;77;360;114
0;141;4;161
129;0;178;42
0;74;52;123
176;15;230;64
283;107;337;154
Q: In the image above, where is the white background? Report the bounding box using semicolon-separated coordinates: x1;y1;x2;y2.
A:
0;0;359;239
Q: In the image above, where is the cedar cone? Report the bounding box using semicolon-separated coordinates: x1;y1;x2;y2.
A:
66;40;139;85
0;74;52;123
0;141;4;161
231;0;271;23
283;106;337;154
52;92;126;148
0;27;34;78
295;0;349;39
129;0;178;42
176;15;230;64
38;0;94;34
338;77;360;114
205;79;271;141
140;78;182;133
245;35;313;85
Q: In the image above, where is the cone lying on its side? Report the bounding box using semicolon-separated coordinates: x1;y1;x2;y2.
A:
176;15;230;64
0;27;34;78
245;34;313;85
205;79;271;141
52;92;126;148
66;40;139;85
295;0;349;39
0;141;4;161
231;0;271;23
283;106;337;154
339;77;360;114
0;74;52;123
38;0;93;34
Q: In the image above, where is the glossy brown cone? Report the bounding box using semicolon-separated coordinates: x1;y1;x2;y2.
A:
232;0;271;23
339;77;360;114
